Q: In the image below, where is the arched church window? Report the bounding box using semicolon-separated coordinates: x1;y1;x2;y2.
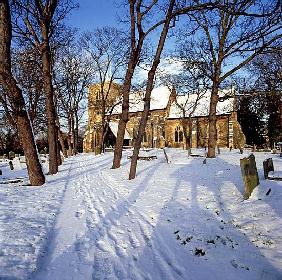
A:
175;126;183;143
143;131;147;142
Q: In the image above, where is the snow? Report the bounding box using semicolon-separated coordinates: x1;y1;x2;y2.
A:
112;86;171;114
168;91;234;119
109;121;132;139
0;149;282;280
111;85;234;118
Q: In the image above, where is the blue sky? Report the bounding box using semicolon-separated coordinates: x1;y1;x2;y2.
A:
68;0;119;31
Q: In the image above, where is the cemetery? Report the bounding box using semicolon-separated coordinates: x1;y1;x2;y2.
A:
0;0;281;279
0;147;282;280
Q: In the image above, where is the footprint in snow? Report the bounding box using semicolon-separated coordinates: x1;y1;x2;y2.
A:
75;209;85;218
96;240;115;254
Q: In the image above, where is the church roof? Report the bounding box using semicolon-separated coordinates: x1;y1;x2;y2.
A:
111;85;234;117
168;89;234;119
109;121;132;139
111;85;171;114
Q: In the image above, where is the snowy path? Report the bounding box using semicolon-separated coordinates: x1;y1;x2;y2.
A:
1;149;282;280
32;152;189;280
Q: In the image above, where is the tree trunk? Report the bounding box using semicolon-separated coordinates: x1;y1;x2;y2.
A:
112;63;135;168
187;116;193;156
69;113;75;156
112;1;146;169
41;33;58;174
57;133;62;166
129;0;176;180
67;114;73;156
207;82;219;158
74;111;79;154
58;128;67;158
0;0;45;186
128;74;152;179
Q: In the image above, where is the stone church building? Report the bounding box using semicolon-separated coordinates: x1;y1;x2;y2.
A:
83;83;245;153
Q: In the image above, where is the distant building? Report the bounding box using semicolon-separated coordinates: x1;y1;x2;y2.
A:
83;84;245;152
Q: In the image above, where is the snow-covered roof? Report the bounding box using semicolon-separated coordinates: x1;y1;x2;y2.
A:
109;121;132;139
168;90;234;118
111;85;234;118
111;85;171;114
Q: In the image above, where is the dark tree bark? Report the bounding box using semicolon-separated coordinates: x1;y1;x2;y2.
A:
112;61;136;168
129;0;176;180
0;0;45;185
112;0;223;169
12;0;76;173
41;33;59;172
175;0;281;158
207;80;219;158
112;0;153;169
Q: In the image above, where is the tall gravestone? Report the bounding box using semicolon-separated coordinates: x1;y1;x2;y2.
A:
240;154;259;199
9;151;15;160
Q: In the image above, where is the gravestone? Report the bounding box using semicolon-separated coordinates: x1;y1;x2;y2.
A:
263;158;274;179
12;158;22;170
9;161;14;170
240;154;259;199
9;151;15;160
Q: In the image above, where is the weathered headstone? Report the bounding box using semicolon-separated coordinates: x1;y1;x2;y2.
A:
9;160;14;170
12;158;22;170
9;151;15;160
240;154;259;199
263;158;274;179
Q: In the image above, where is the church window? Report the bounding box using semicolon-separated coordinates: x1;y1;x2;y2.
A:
143;131;147;142
175;126;183;143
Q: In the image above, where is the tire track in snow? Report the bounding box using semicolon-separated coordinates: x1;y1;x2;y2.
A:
32;154;111;280
78;156;185;280
33;153;184;280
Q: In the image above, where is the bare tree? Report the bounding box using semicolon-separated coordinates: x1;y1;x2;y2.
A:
55;39;92;155
13;47;47;136
112;0;234;169
12;0;77;173
161;59;209;155
112;0;167;169
128;0;176;179
237;43;282;147
0;0;45;185
178;0;282;157
81;27;128;154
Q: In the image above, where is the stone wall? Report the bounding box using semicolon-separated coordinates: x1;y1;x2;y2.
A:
83;83;245;152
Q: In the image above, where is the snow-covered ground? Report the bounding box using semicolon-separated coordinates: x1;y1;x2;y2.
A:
0;149;281;280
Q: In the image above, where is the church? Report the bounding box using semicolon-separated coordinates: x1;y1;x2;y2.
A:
83;83;245;153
